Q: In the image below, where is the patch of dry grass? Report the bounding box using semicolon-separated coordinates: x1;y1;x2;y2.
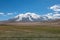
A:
0;24;60;40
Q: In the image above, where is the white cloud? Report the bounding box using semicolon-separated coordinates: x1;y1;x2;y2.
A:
48;4;60;19
45;13;60;19
45;13;53;19
0;12;13;16
50;5;60;11
53;13;60;19
0;13;4;15
0;13;5;16
7;13;13;15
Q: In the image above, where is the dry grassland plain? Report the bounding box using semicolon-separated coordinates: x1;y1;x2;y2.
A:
0;22;60;40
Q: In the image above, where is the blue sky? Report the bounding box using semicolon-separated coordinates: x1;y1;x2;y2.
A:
0;0;60;21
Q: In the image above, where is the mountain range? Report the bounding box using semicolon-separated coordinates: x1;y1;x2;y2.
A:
7;12;60;22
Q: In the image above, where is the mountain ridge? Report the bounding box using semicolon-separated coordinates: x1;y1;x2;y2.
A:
7;12;60;22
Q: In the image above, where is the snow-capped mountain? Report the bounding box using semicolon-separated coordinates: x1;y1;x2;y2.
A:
8;12;60;22
14;12;42;22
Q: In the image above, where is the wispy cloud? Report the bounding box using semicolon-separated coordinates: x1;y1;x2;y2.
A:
0;13;4;16
50;5;60;11
47;4;60;19
45;13;60;19
7;13;13;16
0;12;13;16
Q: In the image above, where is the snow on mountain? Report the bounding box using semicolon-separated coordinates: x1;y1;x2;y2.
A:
14;12;41;21
9;12;60;22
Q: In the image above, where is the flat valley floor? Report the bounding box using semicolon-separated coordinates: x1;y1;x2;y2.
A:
0;22;60;40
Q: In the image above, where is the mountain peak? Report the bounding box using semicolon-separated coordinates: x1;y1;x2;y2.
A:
14;12;41;21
